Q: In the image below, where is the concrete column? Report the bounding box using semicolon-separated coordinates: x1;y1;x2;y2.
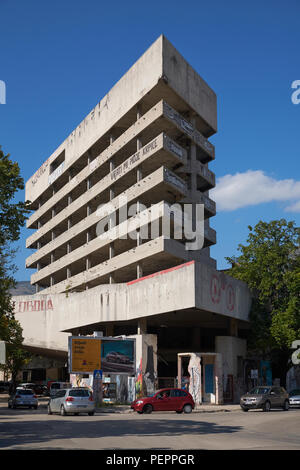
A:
67;242;71;254
136;105;143;279
106;324;114;337
50;276;54;287
51;230;55;241
37;262;41;272
109;134;115;285
50;252;55;263
68;218;72;230
229;318;238;337
67;267;71;279
86;257;91;270
86;204;91;217
51;207;56;219
86;230;91;243
177;355;182;389
137;318;147;335
35;284;40;294
37;220;42;230
37;241;41;250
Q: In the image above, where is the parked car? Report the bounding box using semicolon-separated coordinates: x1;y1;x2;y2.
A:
48;387;95;416
289;389;300;408
17;382;48;396
49;382;72;397
240;386;289;412
131;388;195;414
105;351;131;364
8;388;38;409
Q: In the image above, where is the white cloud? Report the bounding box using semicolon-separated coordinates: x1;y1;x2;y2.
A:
285;200;300;213
211;170;300;212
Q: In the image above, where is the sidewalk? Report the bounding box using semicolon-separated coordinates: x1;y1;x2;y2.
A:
95;403;241;414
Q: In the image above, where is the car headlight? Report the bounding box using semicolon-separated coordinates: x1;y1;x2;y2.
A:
136;400;144;405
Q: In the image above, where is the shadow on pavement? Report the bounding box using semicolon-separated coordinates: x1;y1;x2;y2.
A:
0;415;243;448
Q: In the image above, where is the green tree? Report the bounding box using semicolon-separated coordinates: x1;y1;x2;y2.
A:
0;147;31;387
226;219;300;383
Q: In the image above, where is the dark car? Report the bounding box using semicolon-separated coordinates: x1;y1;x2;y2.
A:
240;386;289;412
131;388;195;414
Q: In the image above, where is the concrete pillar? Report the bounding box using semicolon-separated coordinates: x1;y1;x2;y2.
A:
68;218;72;230
51;230;55;241
67;242;71;254
137;318;147;335
50;276;54;287
86;204;91;217
50;252;55;263
37;262;41;272
106;324;114;336
67;267;71;279
86;230;91;243
136;105;143;279
35;283;40;294
109;133;115;285
229;318;238;337
86;257;91;270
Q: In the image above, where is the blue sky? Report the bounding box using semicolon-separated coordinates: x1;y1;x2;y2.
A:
0;0;299;281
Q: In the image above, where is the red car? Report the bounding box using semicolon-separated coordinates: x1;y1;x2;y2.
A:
131;388;195;414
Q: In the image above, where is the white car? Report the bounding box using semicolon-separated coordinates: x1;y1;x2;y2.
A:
8;388;38;409
289;389;300;408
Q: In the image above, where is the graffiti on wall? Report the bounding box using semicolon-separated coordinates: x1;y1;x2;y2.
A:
210;273;235;311
15;299;54;313
187;354;201;405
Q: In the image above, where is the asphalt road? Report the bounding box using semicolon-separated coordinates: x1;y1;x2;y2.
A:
0;399;300;450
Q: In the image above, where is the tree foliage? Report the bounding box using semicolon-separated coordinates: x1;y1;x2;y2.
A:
226;219;300;356
0;147;31;384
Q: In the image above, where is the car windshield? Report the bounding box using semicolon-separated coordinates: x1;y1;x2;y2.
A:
17;390;34;395
289;389;300;397
249;387;270;395
69;390;90;397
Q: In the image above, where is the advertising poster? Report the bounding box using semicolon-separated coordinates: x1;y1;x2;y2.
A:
101;339;135;374
69;337;101;373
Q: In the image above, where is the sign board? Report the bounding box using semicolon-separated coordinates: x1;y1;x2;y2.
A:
251;369;258;379
69;336;135;375
69;337;101;374
0;341;5;365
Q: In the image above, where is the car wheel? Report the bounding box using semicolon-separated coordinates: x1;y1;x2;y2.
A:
143;404;153;414
137;410;143;414
263;401;271;412
88;412;94;416
283;400;289;411
183;404;193;414
60;405;67;416
176;410;183;414
242;407;249;412
74;413;79;416
47;404;52;415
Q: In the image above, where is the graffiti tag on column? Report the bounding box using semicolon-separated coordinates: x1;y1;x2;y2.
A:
210;275;221;304
16;299;54;313
226;284;235;311
210;274;236;311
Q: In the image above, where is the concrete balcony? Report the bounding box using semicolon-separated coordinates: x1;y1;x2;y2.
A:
26;166;188;269
26;134;187;250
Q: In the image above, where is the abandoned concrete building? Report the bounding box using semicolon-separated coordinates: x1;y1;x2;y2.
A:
12;35;252;403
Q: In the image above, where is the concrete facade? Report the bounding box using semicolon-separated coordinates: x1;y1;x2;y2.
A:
15;36;252;403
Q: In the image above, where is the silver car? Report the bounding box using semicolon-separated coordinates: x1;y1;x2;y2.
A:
8;388;38;409
289;389;300;408
48;387;95;416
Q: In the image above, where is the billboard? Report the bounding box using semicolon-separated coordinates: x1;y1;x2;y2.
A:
101;339;135;374
69;337;101;374
69;336;135;375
